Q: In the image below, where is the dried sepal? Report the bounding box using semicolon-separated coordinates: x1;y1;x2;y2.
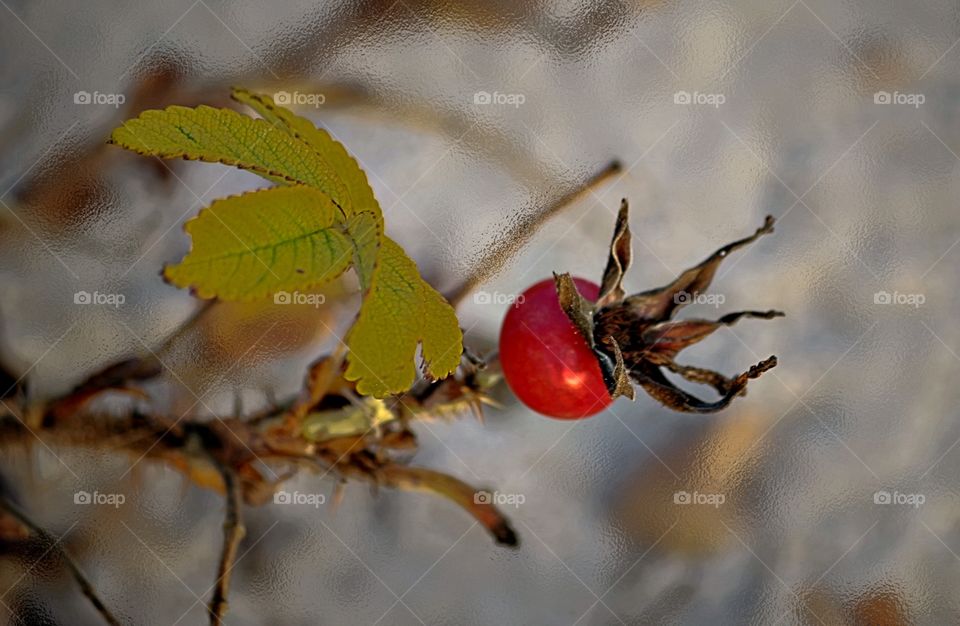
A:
553;272;597;346
564;202;783;413
597;198;633;308
640;309;785;365
631;356;777;413
662;361;737;396
597;336;635;400
618;215;775;322
554;272;633;401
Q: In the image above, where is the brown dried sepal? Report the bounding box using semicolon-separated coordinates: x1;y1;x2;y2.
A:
553;272;634;401
555;199;783;413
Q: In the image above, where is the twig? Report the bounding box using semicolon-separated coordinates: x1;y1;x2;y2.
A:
44;300;219;423
0;493;121;626
379;464;518;547
208;454;245;626
446;159;622;307
156;300;218;358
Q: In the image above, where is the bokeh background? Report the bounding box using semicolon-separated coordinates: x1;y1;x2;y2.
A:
1;0;959;624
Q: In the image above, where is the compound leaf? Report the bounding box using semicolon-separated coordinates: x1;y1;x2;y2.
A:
164;186;354;300
112;92;465;397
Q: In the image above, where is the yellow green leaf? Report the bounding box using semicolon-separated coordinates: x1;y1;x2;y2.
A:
111;92;465;397
232;89;384;290
228;91;462;389
164;186;354;300
345;238;463;397
343;211;381;291
231;88;382;222
109;105;350;207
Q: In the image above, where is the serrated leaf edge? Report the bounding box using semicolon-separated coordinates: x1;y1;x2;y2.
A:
161;185;356;301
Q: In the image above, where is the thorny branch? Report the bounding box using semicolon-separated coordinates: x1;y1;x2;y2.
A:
209;456;245;626
0;345;511;625
0;161;624;624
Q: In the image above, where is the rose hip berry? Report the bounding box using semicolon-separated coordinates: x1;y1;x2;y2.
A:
499;277;612;419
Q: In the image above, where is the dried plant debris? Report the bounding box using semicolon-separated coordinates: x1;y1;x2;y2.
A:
556;199;783;413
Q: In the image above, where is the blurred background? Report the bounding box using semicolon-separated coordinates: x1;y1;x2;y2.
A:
1;0;959;624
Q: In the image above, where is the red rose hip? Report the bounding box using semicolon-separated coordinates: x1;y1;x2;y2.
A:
499;277;613;419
